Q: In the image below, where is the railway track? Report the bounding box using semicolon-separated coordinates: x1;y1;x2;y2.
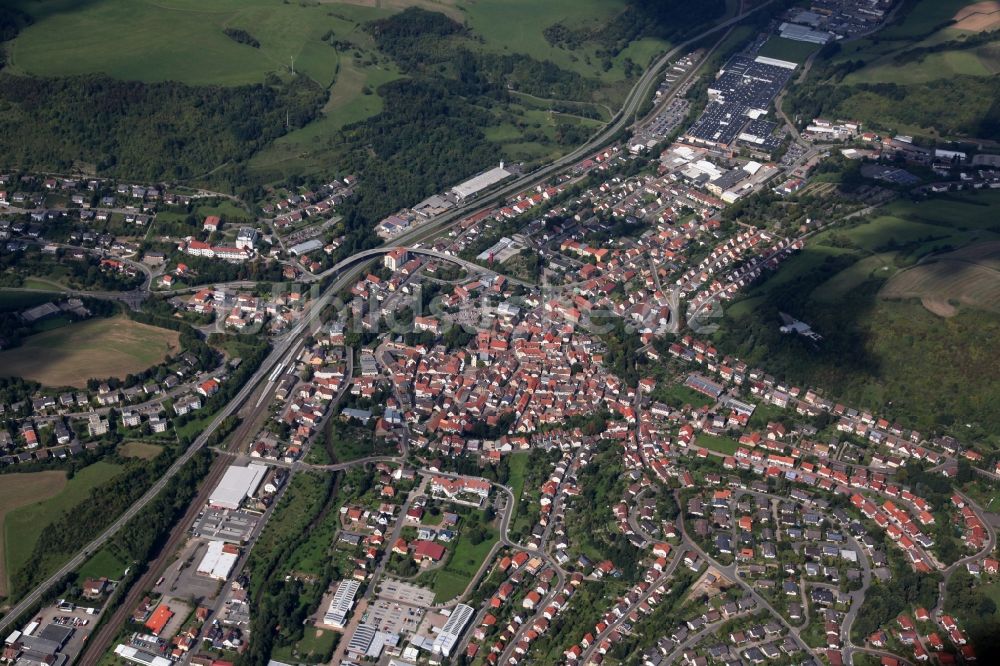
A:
77;452;232;666
76;375;278;665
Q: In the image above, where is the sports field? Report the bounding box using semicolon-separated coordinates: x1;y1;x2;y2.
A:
0;316;180;388
2;462;124;597
0;471;67;597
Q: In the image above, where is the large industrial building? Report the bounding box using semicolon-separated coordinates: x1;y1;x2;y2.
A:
114;645;172;666
322;579;362;629
196;540;240;580
208;463;268;510
686;55;797;150
779;22;834;44
432;604;474;657
450;164;512;200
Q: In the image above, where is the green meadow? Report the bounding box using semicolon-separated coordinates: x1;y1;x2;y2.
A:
719;191;1000;446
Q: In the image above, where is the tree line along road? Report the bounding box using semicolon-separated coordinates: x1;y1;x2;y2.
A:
0;0;777;637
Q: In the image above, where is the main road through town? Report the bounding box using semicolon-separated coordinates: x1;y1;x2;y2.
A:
0;0;775;635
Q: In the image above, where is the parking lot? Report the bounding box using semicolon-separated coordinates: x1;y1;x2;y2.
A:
377;579;435;607
360;598;425;634
154;598;194;641
33;602;102;661
154;538;224;604
192;507;260;543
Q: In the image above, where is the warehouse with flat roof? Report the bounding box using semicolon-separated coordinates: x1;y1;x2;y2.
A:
322;579;362;629
114;645;172;666
289;238;324;256
779;22;833;44
208;463;268;510
196;540;240;580
451;165;512;200
432;604;474;657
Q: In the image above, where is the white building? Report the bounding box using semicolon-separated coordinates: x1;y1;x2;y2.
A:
288;239;324;256
451;164;512;200
196;540;240;580
322;580;361;629
208;463;269;510
236;227;258;250
114;645;172;666
432;604;474;656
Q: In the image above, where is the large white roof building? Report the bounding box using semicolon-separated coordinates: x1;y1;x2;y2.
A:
450;165;512;200
209;463;268;510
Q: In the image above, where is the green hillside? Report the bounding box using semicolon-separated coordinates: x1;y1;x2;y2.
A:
784;0;1000;141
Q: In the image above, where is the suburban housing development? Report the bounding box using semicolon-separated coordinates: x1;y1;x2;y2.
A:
0;1;998;666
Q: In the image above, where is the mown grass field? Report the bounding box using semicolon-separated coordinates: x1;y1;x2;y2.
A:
850;48;996;84
75;544;129;582
11;0;674;183
0;471;68;597
119;442;165;460
3;462;124;596
747;191;1000;304
877;0;979;39
270;627;338;665
696;434;739;455
793;0;1000;139
456;0;670;82
880;241;1000;317
830;0;1000;84
419;520;498;603
8;0;388;87
0;316;180;388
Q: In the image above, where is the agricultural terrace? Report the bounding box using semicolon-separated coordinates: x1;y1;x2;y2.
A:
0;316;181;388
2;462;124;598
880;241;1000;317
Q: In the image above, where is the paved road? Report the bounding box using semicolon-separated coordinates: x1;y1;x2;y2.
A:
0;0;781;640
0;255;370;635
677;490;816;661
578;547;683;664
76;452;235;666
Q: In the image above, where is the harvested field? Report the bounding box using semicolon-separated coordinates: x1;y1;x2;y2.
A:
953;1;1000;32
0;317;180;388
880;242;1000;317
0;471;68;598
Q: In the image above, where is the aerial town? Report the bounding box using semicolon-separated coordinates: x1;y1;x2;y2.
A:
0;1;999;666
